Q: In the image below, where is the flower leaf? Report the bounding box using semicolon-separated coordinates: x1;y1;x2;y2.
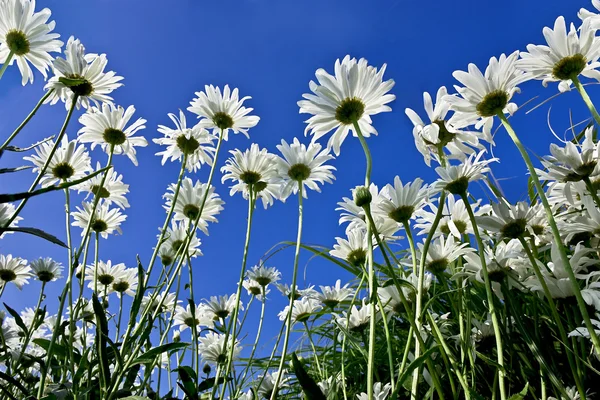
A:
291;352;326;400
0;226;67;248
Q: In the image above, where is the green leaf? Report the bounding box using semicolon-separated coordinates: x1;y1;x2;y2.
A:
175;366;198;398
0;226;68;248
92;293;111;391
3;135;53;152
291;352;326;400
396;345;439;386
0;165;32;174
58;76;87;87
3;303;28;335
507;383;529;400
197;376;231;392
130;342;189;366
0;371;29;396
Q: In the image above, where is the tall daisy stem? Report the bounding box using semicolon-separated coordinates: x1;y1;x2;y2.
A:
0;51;14;80
497;112;600;355
0;89;53;151
461;193;506;400
270;185;304;400
237;286;267;393
352;120;377;400
571;76;600;130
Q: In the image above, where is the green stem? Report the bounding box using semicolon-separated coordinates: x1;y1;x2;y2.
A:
238;286;267;393
518;237;586;400
0;50;14;80
115;295;124;342
571;75;600;131
303;321;323;377
460;192;506;400
270;186;304;400
583;176;600;208
498;112;600;355
0;90;53;151
13;282;45;370
64;186;76;384
4;95;78;229
373;291;396;391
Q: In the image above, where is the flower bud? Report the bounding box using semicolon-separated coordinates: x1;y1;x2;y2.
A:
353;186;372;208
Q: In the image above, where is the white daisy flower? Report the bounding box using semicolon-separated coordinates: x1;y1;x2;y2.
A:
71;201;126;239
330;228;373;268
204;294;242;322
356;382;392;400
243;278;270;300
562;195;600;244
188;84;259;140
0;203;22;237
110;266;137;297
429;150;496;196
405;86;488;166
246;264;281;287
275;283;317;300
548;386;589;400
163;177;224;234
157;220;202;266
0;254;31;289
580;0;600;28
84;260;127;294
517;16;600;92
141;291;180;316
23;134;92;187
78;103;147;165
198;331;241;365
30;257;62;283
257;370;289;399
0;0;62;85
380;272;432;311
418;235;474;274
298;55;395;155
377;177;429;225
471;314;496;343
335;298;373;332
221;143;280;208
444;51;527;134
275;137;335;200
173;303;213;332
45;36;123;109
278;297;322;325
154;110;216;172
78;161;129;209
316;279;354;308
477;200;537;240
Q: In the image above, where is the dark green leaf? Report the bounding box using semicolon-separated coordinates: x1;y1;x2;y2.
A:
197;376;231;392
0;227;67;248
3;303;28;335
507;383;529;400
0;165;32;174
0;371;29;396
397;346;439;386
3;135;54;152
92;293;111;391
291;352;326;400
175;366;198;398
130;342;189;366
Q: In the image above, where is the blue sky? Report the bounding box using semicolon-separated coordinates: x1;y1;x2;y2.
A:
0;0;595;372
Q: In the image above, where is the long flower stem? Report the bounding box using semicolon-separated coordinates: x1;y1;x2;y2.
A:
518;237;586;400
572;76;600;129
461;193;506;400
238;286;267;392
303;321;323;376
0;90;53;151
13;282;46;370
270;186;304;400
64;186;77;384
497;112;600;354
0;51;14;80
4;95;78;229
352;120;377;400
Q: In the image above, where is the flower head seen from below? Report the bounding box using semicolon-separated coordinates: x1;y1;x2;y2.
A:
0;203;22;237
356;382;392;400
45;36;123;109
23;134;92;187
257;370;288;399
30;257;62;283
405;86;488;166
275;137;336;200
163;178;224;235
198;332;241;365
278;297;322;325
517;16;600;92
78;162;130;209
110;267;137;297
71;201;126;239
0;254;31;290
154;110;216;172
173;303;213;331
0;0;63;85
430;150;496;196
298;55;395;155
377;177;428;225
246;264;281;287
221;143;280;208
418;235;474;274
316;279;354;308
330;228;373;268
84;260;127;294
78;103;147;165
157;220;202;266
188;84;259;141
204;294;241;322
445;51;527;133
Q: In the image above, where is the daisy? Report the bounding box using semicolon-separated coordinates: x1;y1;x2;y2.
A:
78;103;147;165
0;0;62;85
580;0;600;28
356;382;392;400
154;110;216;172
477;200;537;240
71;201;126;239
84;260;127;294
163;178;224;234
335;299;373;333
471;314;496;343
141;291;180;316
246;264;281;287
0;203;22;237
0;254;31;289
330;228;372;267
418;235;474;274
30;257;62;283
110;267;138;297
78;162;129;209
198;332;241;365
23;134;92;187
315;279;354;308
173;304;213;332
405;86;488;166
257;370;289;399
221;144;281;208
278;297;322;325
298;55;395;155
517;16;600;92
379;273;432;311
188;84;259;140
429;150;496;196
157;220;202;266
204;294;241;321
444;51;527;133
275;283;317;300
377;177;428;225
274;137;335;200
243;278;270;300
45;36;123;109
